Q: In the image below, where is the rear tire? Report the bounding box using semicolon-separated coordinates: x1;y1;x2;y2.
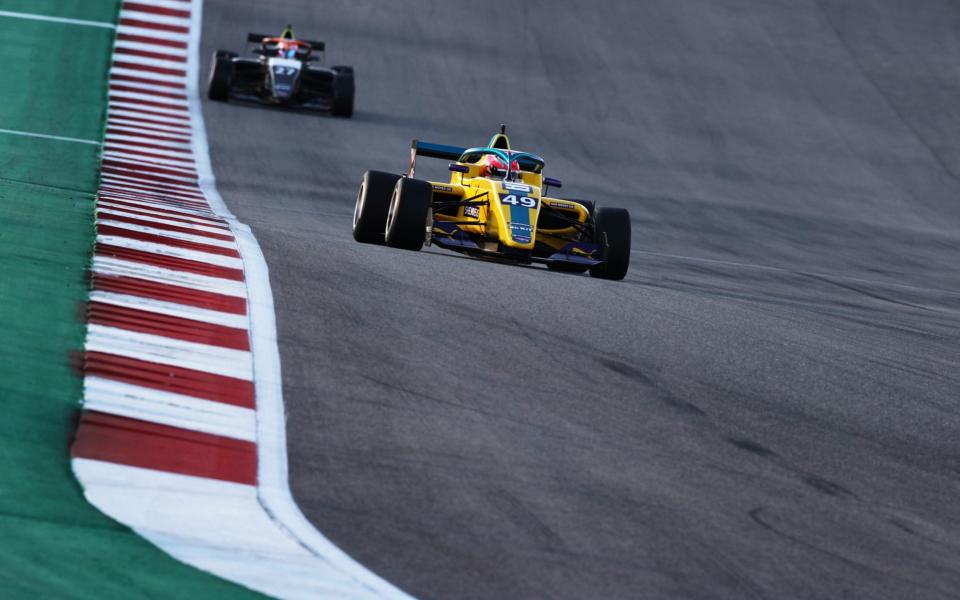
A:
208;52;235;101
384;178;432;251
331;66;354;118
353;171;401;244
589;207;631;280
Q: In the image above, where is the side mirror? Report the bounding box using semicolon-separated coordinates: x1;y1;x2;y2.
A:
448;163;469;173
543;177;562;189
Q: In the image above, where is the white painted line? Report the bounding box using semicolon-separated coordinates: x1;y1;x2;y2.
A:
95;235;244;269
73;460;398;600
86;324;252;380
98;218;238;250
0;128;100;146
84;376;257;442
0;10;115;29
91;290;248;329
93;256;248;298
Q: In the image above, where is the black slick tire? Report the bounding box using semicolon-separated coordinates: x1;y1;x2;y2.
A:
353;171;401;244
208;51;235;101
384;178;433;251
331;66;354;118
589;207;631;280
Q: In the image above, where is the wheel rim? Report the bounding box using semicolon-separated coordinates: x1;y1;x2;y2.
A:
385;185;400;236
352;182;365;230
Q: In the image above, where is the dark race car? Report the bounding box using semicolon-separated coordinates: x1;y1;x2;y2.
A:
207;25;354;117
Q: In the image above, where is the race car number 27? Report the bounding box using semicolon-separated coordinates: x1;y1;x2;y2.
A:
501;194;537;208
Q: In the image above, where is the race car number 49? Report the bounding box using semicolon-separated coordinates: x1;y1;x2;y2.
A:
501;194;537;208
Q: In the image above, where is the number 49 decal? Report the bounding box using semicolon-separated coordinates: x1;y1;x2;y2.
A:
501;194;537;208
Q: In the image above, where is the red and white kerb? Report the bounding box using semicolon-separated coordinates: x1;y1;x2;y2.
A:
74;0;257;484
70;2;414;599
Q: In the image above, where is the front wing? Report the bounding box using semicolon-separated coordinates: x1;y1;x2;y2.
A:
430;222;604;267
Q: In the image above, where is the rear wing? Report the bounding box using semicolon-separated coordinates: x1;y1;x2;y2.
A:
408;140;466;177
246;32;326;51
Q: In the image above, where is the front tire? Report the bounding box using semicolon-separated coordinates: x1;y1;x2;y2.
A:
589;207;631;280
331;66;354;118
353;171;401;244
384;178;432;251
208;51;235;101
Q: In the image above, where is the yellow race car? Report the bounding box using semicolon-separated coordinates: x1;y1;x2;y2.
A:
352;126;631;280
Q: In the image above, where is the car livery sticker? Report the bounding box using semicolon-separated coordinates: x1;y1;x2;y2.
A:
464;205;480;218
510;222;533;243
501;186;535;244
503;182;532;193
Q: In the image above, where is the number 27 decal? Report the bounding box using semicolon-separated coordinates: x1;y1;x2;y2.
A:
501;194;537;208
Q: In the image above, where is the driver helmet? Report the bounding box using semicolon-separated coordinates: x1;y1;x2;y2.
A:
479;154;521;181
276;40;297;58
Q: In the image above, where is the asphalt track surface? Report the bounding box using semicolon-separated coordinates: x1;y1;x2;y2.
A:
201;2;960;598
